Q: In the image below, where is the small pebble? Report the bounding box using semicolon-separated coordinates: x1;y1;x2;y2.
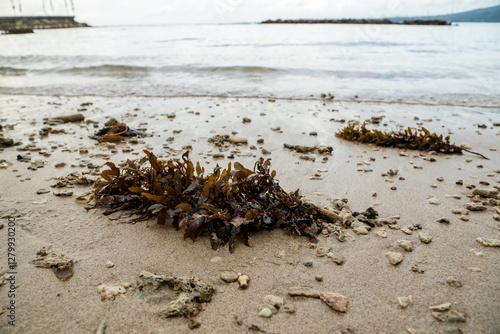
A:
327;253;344;265
238;275;250;288
261;149;271;155
467;203;487;211
446;276;462;287
259;308;273;318
303;261;313;267
262;295;283;311
471;249;483;256
418;232;432;244
319;292;349;312
260;304;278;314
375;229;387;238
53;191;73;197
234;313;243;325
188;318;201;330
210;256;222;263
412;264;424;273
386;252;403;265
476;237;500;247
397;240;413;252
401;228;413;235
429;302;451;311
220;271;239;283
437;217;450;224
445;194;461;199
432;310;466;323
315;247;330;257
397;295;413;308
288;286;320;298
428;197;441;205
444;327;463;334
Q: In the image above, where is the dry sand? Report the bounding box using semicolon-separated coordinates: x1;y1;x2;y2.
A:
0;94;499;334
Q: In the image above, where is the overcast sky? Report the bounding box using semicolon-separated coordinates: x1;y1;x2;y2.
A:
1;0;499;25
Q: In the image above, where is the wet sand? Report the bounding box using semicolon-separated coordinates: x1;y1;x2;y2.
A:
0;94;499;333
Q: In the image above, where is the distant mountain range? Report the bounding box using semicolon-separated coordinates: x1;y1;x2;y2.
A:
390;4;500;22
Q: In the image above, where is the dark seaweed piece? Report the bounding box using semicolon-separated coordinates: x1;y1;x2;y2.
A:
357;217;375;228
86;150;341;252
90;123;150;142
336;123;488;159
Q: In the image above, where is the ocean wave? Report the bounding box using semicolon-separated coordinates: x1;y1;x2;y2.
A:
194;65;285;74
156;37;201;43
16;64;467;80
58;64;152;77
45;64;287;77
209;41;410;48
0;66;27;76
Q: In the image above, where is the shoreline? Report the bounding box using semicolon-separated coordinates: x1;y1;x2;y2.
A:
0;94;499;333
1;93;499;110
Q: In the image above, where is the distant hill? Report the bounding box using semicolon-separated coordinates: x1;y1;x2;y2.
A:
390;4;500;23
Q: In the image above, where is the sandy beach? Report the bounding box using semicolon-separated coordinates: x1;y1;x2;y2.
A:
0;94;499;334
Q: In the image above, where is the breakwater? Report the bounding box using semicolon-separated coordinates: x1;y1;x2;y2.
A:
0;16;89;34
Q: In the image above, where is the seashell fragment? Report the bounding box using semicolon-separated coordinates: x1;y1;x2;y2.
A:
238;274;250;289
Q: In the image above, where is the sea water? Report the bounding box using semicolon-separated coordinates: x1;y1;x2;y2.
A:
1;23;499;108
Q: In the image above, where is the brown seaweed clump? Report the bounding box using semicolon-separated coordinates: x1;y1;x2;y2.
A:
87;150;339;252
336;123;488;159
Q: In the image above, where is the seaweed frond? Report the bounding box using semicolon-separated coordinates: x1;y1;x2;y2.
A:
336;123;488;159
87;150;338;252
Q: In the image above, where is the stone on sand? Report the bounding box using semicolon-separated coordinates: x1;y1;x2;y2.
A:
386;252;403;265
319;292;349;312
